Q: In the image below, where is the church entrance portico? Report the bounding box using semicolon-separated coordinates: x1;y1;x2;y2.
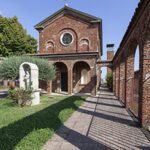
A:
49;57;98;96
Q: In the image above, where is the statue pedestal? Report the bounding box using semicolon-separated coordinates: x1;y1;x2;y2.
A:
31;89;41;105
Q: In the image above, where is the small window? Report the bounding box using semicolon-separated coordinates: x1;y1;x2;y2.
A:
81;69;88;84
80;39;89;46
46;41;54;49
60;32;73;46
46;41;54;53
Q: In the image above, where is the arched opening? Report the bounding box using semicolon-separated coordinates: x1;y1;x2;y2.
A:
132;45;140;117
101;67;107;84
52;62;68;93
126;43;140;118
73;61;90;93
100;65;112;90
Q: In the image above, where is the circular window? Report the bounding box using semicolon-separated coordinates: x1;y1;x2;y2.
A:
60;32;73;46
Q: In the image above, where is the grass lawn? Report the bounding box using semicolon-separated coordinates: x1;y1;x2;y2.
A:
0;95;86;150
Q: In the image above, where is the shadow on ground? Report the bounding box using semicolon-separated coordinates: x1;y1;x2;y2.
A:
54;125;112;150
0;96;84;150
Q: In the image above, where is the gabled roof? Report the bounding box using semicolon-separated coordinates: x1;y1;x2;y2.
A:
34;6;102;29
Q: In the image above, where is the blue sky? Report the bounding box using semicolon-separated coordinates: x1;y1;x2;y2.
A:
0;0;140;78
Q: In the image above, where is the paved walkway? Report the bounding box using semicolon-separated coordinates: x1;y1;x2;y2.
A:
43;87;150;150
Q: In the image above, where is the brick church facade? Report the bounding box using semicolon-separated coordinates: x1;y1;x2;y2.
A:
34;6;102;96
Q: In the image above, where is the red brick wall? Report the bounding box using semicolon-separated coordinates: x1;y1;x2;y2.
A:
113;0;150;127
39;15;100;54
107;51;114;74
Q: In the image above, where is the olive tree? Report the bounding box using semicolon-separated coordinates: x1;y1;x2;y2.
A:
0;56;55;81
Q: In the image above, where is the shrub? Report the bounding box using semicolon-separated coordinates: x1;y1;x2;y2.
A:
0;56;55;81
106;72;113;90
8;88;33;107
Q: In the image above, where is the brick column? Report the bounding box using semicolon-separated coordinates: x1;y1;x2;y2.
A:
91;66;97;96
96;64;101;91
68;68;73;95
140;34;150;127
119;62;125;103
119;63;123;101
118;65;121;100
113;67;116;94
125;53;134;109
115;66;119;97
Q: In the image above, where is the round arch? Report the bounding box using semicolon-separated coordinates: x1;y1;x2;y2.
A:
125;39;141;118
73;61;91;93
52;62;68;93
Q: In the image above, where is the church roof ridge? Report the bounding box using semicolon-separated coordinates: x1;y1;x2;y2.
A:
34;6;101;29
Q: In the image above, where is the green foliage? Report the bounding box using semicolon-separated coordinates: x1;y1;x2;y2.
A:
106;72;113;90
0;16;37;56
0;56;56;81
8;88;32;107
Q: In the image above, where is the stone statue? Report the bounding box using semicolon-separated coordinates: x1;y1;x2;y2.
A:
24;70;31;90
19;62;40;105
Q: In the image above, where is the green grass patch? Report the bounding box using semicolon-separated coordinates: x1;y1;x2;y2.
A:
0;95;86;150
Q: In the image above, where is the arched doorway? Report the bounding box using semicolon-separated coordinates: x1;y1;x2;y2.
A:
73;61;91;93
52;62;68;93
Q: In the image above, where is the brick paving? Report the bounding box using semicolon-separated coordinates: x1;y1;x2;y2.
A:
42;87;150;150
